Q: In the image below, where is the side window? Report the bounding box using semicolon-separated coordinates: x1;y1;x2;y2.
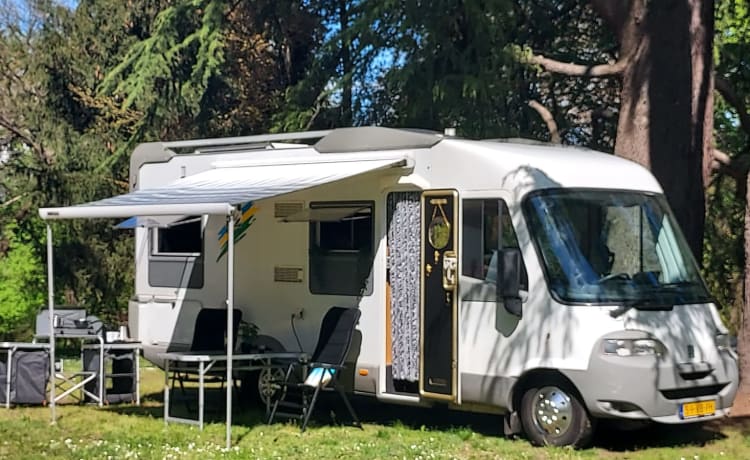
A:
149;217;204;288
152;217;203;256
462;199;527;291
309;202;374;295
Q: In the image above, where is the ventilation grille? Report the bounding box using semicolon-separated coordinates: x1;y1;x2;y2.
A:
660;384;727;400
274;266;304;283
275;201;304;218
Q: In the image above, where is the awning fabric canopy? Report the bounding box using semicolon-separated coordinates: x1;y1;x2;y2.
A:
39;156;406;220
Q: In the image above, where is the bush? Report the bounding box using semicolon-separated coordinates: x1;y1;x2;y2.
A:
0;225;45;340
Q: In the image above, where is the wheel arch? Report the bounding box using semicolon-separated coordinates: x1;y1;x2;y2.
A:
510;368;588;413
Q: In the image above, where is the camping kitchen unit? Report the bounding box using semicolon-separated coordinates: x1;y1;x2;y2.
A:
39;127;738;447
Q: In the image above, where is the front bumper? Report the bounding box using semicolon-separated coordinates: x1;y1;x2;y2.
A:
563;337;738;423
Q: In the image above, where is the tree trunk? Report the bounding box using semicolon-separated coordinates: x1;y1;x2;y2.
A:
610;0;713;259
736;183;750;416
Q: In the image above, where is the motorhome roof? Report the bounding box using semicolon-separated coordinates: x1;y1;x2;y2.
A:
127;126;662;195
438;138;663;194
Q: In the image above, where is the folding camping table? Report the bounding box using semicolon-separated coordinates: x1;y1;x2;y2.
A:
81;341;142;405
0;342;51;408
159;351;308;429
34;309;108;407
46;333;106;406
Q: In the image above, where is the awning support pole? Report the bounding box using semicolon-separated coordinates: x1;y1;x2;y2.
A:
226;213;235;449
46;224;56;423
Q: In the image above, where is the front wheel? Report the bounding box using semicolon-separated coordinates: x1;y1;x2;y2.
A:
519;383;593;448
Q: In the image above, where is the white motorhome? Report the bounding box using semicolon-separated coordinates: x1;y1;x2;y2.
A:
40;127;738;447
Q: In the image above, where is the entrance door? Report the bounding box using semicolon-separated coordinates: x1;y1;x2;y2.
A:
420;190;458;400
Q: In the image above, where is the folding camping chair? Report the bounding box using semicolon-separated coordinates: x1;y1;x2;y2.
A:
171;308;242;403
267;306;362;432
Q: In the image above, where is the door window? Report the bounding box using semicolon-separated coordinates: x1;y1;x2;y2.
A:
462;199;527;298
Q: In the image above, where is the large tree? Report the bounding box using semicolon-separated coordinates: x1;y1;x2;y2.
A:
713;0;750;416
526;0;714;260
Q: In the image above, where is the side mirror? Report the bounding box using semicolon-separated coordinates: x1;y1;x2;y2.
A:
497;248;523;318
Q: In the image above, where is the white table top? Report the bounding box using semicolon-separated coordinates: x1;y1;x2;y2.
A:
0;342;51;350
35;333;103;340
82;341;142;350
158;351;307;363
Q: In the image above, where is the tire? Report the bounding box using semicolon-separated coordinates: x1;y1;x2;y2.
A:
238;335;287;407
242;367;287;407
519;382;594;448
257;366;287;407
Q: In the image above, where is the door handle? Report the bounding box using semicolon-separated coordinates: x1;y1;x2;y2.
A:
442;251;457;291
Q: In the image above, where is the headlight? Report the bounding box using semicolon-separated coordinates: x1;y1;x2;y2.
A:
603;339;664;357
715;333;733;351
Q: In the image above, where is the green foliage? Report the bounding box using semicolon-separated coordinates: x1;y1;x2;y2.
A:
705;0;750;329
511;1;620;149
361;0;524;138
99;0;227;115
0;224;45;339
0;0;748;339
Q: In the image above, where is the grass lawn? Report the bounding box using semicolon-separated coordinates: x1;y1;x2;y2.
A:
1;362;749;459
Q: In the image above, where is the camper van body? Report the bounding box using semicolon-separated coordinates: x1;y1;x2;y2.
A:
124;128;737;445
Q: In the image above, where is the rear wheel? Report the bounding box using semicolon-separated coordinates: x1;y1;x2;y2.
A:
519;382;593;448
257;367;286;406
242;367;287;407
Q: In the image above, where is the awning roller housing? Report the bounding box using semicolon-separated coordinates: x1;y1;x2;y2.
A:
39;156;407;220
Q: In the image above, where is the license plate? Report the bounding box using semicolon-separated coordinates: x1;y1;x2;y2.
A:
680;400;715;419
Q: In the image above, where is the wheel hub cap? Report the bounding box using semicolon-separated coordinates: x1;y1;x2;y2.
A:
258;368;284;404
531;386;573;436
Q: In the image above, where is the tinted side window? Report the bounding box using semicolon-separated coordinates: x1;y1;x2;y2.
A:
149;217;204;288
153;218;202;255
309;202;374;296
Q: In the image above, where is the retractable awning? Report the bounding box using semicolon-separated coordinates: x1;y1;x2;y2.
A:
39;155;408;220
37;152;409;448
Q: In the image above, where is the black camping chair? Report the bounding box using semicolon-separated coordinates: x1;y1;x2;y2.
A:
171;308;242;400
268;306;362;432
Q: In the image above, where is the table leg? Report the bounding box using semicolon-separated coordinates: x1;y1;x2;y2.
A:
164;359;170;425
98;341;104;407
6;349;12;409
135;349;140;406
199;361;205;430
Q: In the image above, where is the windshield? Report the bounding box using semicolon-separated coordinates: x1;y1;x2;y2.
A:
524;189;710;306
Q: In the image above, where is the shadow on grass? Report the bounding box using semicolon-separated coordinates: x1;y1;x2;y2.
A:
271;393;736;452
591;419;727;451
101;387;736;452
101;387;267;427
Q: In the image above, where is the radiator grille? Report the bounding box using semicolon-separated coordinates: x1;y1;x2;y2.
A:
274;201;304;218
274;266;303;283
660;383;727;400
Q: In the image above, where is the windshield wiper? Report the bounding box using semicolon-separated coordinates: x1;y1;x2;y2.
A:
609;299;673;318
